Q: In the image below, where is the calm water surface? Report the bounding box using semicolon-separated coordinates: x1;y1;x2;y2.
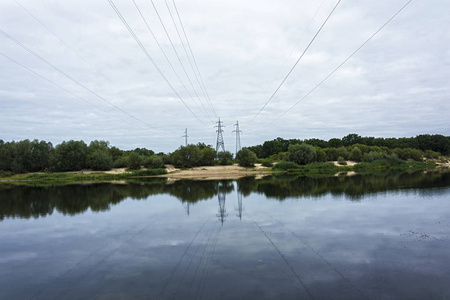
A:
1;172;450;299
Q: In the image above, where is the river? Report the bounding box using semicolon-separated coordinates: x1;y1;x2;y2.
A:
1;170;450;299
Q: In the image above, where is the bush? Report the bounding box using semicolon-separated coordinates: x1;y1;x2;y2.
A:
145;155;165;169
273;161;301;170
288;143;316;165
127;152;143;170
337;156;347;165
217;151;233;165
261;159;273;167
236;148;257;167
86;150;113;171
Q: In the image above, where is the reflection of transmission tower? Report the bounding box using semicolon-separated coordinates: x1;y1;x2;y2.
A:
215;118;225;154
182;128;188;146
236;191;243;220
217;184;228;225
233;121;242;155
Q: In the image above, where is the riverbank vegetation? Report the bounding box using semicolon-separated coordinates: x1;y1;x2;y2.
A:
0;133;448;181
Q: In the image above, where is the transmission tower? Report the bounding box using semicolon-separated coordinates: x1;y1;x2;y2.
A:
232;121;242;155
182;128;188;146
215;118;225;154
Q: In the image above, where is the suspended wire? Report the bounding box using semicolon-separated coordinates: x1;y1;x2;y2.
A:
14;0;114;84
150;0;213;123
0;51;104;113
261;0;413;130
172;0;217;118
107;0;207;126
260;0;327;98
246;0;342;127
0;50;168;134
132;0;211;124
0;27;162;131
166;0;217;119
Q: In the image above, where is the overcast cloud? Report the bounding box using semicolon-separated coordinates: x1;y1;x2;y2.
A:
0;0;448;153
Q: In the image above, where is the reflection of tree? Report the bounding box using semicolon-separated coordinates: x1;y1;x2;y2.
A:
236;176;258;196
1;171;449;220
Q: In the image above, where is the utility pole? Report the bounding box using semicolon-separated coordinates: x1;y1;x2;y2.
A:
215;118;225;154
182;128;188;146
233;121;242;155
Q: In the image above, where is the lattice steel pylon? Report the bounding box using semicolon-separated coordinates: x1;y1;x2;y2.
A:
233;121;242;155
215;118;225;154
182;128;188;146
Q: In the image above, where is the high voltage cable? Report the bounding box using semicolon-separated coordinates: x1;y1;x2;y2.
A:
0;27;163;131
166;0;217;119
172;0;217;118
246;0;342;126
261;0;413;130
132;0;204;120
259;0;326;98
150;0;213;123
0;50;156;132
13;0;113;84
132;0;213;125
107;0;208;126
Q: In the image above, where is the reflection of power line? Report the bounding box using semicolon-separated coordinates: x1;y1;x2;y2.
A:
236;191;243;220
217;183;228;225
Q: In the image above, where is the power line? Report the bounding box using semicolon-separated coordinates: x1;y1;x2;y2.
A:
150;0;213;123
14;0;114;84
262;0;414;129
107;0;208;126
132;0;207;122
246;0;342;127
168;0;217;118
0;27;159;130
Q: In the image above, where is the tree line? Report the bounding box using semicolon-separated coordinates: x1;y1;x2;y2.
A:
0;133;448;174
247;133;450;159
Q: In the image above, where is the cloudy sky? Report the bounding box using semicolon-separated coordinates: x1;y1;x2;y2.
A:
0;0;448;153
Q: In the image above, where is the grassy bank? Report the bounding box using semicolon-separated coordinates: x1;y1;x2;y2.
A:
0;168;167;183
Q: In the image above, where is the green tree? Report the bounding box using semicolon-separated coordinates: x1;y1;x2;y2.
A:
53;140;88;171
217;151;233;165
127;152;143;170
235;148;257;167
350;146;363;162
86;140;113;170
288;143;316;165
200;146;216;166
171;145;202;168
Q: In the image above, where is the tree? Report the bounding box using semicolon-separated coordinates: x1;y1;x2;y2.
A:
200;146;216;166
86;140;113;170
235;148;257;167
53;140;88;171
170;145;202;168
350;146;363;162
217;151;233;165
127;152;143;170
342;133;362;146
288;143;316;165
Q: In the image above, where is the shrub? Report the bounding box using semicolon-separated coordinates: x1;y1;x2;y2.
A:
145;155;165;169
288;143;316;165
127;152;143;170
217;151;234;165
261;159;273;168
236;148;258;167
337;156;347;165
273;161;301;170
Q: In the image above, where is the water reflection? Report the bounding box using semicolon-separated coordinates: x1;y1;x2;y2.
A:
1;170;449;220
